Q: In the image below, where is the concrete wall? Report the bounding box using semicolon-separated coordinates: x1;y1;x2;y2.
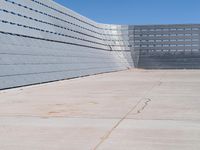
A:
0;0;133;89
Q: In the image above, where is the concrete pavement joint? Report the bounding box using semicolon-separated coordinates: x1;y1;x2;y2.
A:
93;99;143;150
93;80;162;150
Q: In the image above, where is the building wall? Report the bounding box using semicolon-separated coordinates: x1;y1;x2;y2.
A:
0;0;133;89
132;24;200;69
0;0;200;89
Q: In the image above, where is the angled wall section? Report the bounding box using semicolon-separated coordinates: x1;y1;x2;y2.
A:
0;0;133;89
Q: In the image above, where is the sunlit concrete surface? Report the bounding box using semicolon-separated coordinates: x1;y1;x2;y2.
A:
0;69;200;150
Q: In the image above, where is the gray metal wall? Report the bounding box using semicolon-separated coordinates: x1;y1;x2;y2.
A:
0;0;200;89
0;0;133;89
132;24;200;69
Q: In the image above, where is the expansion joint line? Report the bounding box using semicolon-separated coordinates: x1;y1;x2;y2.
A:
93;74;165;150
93;99;143;150
93;79;163;150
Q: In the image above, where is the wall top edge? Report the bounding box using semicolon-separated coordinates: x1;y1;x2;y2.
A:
48;1;200;27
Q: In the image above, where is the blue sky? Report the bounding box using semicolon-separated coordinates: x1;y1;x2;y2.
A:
54;0;200;25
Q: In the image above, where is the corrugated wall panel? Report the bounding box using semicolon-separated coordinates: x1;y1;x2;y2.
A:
0;0;134;89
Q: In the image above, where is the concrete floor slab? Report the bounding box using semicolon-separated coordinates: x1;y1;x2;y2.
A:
0;69;200;150
97;120;200;150
0;70;158;118
0;117;118;150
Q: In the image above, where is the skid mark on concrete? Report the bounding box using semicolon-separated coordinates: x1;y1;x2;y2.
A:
132;98;151;115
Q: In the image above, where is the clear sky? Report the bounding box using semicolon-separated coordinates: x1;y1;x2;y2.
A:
54;0;200;25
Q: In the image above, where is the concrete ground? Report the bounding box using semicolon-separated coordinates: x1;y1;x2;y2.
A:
0;69;200;150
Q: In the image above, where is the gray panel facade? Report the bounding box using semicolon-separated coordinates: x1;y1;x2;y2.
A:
0;0;200;89
0;0;134;89
132;24;200;69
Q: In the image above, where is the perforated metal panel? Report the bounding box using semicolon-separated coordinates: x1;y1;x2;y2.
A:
132;24;200;69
